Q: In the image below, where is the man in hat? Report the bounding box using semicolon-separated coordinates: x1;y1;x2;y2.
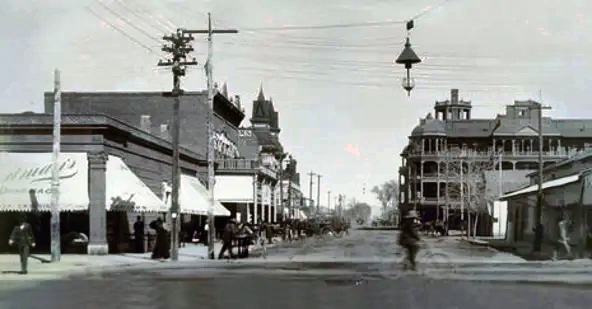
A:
9;215;35;274
398;210;421;271
218;218;237;259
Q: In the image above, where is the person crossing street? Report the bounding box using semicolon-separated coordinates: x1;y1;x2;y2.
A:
9;215;35;275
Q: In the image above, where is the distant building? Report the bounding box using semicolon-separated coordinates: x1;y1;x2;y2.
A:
399;89;592;232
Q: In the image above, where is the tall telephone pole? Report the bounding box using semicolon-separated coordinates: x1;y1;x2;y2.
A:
327;190;331;213
316;174;322;213
182;14;238;259
307;171;316;211
50;69;61;262
532;96;552;252
158;29;198;261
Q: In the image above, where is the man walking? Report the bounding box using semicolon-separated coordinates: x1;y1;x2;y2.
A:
9;215;35;274
218;219;237;259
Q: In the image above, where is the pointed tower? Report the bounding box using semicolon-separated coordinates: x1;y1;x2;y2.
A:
221;82;229;98
251;83;272;126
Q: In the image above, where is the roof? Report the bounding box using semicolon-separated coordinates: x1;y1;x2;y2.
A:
499;173;580;200
411;115;446;136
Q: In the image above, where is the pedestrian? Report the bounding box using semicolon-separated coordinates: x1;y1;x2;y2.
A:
218;218;237;259
398;210;421;271
9;215;35;274
133;216;145;253
150;217;170;260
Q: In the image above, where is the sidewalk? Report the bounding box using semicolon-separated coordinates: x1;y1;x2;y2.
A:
460;237;562;261
0;237;283;284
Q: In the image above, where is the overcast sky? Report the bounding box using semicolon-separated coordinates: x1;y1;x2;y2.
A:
2;0;591;217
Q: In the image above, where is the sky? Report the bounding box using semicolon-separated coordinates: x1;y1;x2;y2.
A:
2;0;592;217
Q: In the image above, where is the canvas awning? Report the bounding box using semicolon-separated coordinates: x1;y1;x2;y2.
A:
214;175;253;203
0;152;90;212
106;156;168;213
499;173;580;200
164;175;231;216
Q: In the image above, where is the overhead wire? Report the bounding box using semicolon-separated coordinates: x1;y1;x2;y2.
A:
93;0;163;44
84;5;161;56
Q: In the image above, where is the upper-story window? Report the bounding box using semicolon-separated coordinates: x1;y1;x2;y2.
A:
517;109;528;117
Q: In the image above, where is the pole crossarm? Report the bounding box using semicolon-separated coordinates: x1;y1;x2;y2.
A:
157;27;197;262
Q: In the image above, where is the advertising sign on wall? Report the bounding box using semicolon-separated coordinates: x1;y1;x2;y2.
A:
0;152;89;212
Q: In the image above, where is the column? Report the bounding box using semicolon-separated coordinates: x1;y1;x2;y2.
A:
421;139;425;155
492;139;496;152
529;140;534;154
271;184;276;223
428;139;432;154
252;174;258;224
512;139;516;155
558;139;562;154
436;162;441;220
420;160;424;201
87;151;109;255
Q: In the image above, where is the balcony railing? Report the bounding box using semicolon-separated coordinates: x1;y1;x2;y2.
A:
217;159;259;169
216;159;277;178
410;149;572;158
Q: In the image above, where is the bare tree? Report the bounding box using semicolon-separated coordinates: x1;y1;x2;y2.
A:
440;151;495;237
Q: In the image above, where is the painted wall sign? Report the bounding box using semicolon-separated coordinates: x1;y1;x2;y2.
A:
214;131;240;158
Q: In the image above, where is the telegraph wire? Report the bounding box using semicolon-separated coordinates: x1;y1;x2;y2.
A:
93;0;162;44
84;6;161;55
112;0;169;34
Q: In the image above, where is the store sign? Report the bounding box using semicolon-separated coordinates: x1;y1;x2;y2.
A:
0;153;86;195
214;131;240;158
0;152;89;211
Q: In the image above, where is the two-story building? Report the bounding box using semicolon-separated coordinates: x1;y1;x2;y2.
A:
43;83;249;229
400;89;592;233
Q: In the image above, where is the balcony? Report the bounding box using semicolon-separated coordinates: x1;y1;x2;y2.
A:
408;149;571;161
216;159;277;179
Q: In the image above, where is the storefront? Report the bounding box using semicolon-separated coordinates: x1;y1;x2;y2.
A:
0;113;208;254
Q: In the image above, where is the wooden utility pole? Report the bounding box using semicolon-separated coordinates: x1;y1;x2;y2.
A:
327;190;331;213
158;29;198;261
316;174;322;213
183;13;238;260
532;96;552;252
307;171;316;211
50;69;61;262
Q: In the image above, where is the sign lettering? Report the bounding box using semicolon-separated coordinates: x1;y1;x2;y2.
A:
2;157;78;183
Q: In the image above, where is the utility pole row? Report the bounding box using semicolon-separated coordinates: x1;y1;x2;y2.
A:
181;13;238;260
158;28;198;261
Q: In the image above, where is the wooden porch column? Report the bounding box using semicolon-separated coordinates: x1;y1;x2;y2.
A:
87;151;109;255
252;174;258;224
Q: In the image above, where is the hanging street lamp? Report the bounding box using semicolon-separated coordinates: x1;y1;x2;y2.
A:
395;20;422;97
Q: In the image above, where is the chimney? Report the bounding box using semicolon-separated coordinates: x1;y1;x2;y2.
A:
451;89;459;104
160;124;169;139
140;115;151;133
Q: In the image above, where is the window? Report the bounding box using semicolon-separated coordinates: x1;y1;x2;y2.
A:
518;109;527;117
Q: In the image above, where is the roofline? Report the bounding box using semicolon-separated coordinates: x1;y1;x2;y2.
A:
526;151;592;177
0;113;207;164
